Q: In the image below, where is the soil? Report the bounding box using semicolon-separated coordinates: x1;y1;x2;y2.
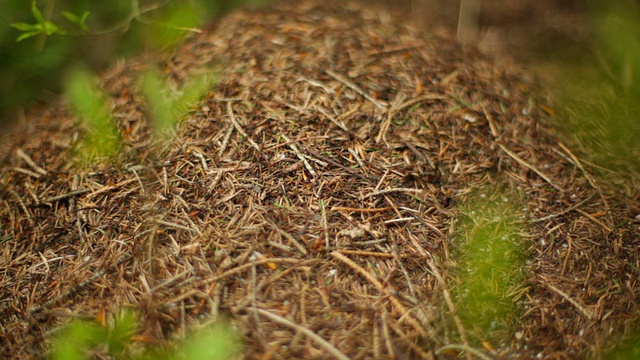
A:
1;0;639;359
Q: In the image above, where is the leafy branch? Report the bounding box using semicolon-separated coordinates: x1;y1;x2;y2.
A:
10;1;89;41
9;0;200;43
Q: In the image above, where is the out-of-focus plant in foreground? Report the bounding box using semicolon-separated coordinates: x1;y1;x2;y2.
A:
1;0;269;124
66;66;121;166
141;69;217;145
452;187;528;346
51;308;241;360
552;0;640;184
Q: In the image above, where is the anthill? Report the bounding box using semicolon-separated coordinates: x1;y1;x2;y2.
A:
1;1;638;359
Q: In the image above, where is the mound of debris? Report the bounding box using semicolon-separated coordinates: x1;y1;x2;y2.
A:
1;1;638;358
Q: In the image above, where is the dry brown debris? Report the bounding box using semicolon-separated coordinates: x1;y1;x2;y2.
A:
1;1;639;359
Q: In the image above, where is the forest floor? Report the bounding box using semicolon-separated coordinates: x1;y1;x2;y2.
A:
1;0;639;359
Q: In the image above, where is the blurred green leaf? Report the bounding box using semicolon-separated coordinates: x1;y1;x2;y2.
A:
51;308;240;360
30;1;45;24
550;0;640;183
141;68;216;145
10;1;63;41
107;308;138;355
63;11;90;32
141;3;203;49
141;70;174;143
10;23;41;42
177;321;242;360
9;22;39;32
66;66;121;165
30;1;61;36
590;1;640;92
52;321;106;360
15;32;39;42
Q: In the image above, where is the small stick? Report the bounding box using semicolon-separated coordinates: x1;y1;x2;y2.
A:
362;187;422;199
367;43;428;57
227;102;261;152
545;282;596;320
331;251;427;338
218;123;235;157
384;315;434;358
497;144;563;192
303;147;376;185
270;223;308;256
381;310;396;358
13;167;43;179
86;178;138;200
325;69;388;110
397;94;446;111
252;308;350;360
336;103;361;121
405;142;435;168
147;268;194;293
202;258;308;286
315;105;349;132
330;206;393;213
483;105;562;192
295;77;336;94
129;167;146;195
481;104;499;138
558;142;613;228
180;208;203;236
28;189;92;207
16;148;47;176
29;252;131;314
530;194;594;223
383;217;414;225
336;249;394;259
319;199;331;250
574;208;612;232
156;219;198;233
281;134;317;177
376;93;407;145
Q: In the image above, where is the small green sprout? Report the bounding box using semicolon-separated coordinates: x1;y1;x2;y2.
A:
62;10;91;32
11;1;89;41
141;69;216;145
66;67;122;165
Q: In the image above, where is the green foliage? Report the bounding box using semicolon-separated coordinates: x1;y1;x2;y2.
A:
590;0;640;92
52;308;138;360
452;188;527;343
171;321;242;360
62;11;91;32
0;0;269;124
12;2;61;41
10;1;89;41
66;66;121;165
52;320;108;360
51;308;241;360
65;64;216;164
552;0;640;179
141;69;217;144
137;3;205;49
